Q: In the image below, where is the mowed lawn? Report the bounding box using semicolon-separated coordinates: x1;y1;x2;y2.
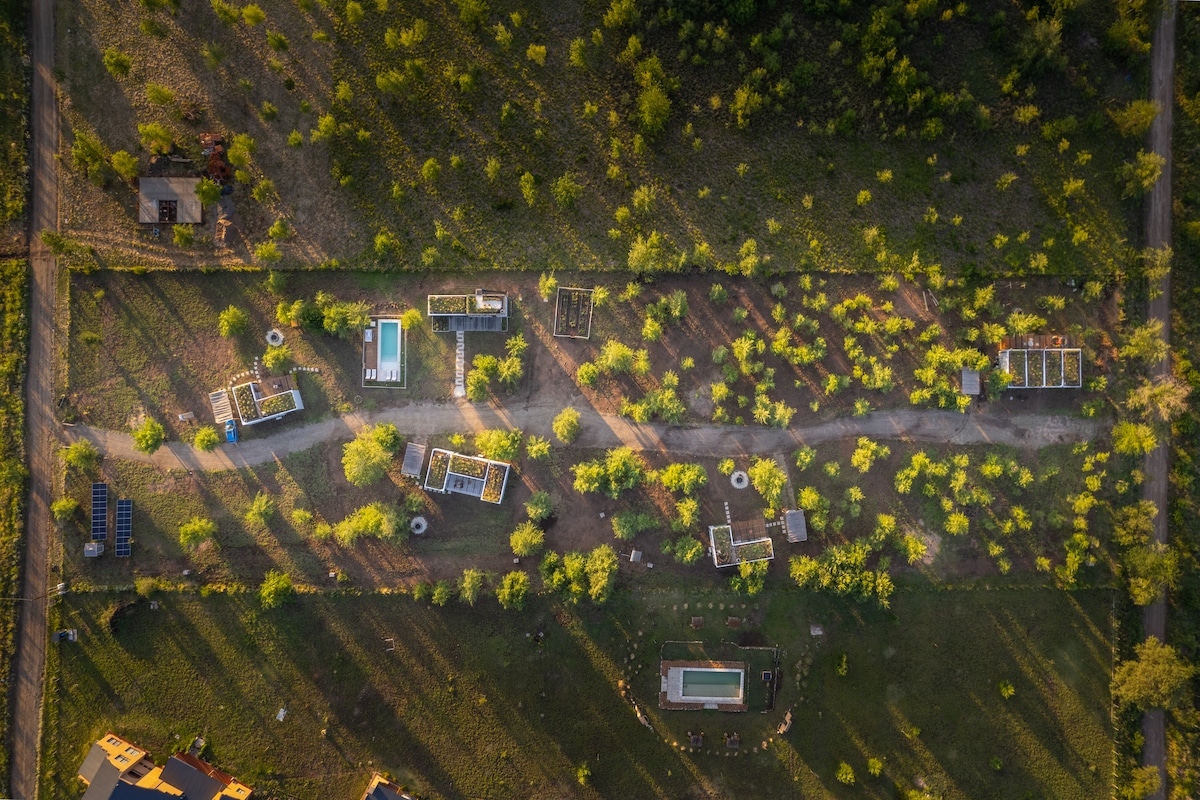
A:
41;588;1112;800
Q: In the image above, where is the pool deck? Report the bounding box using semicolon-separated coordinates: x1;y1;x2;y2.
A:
659;660;747;712
362;318;405;387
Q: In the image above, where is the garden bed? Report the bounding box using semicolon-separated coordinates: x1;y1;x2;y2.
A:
232;383;260;421
709;525;735;568
258;392;297;417
481;466;506;504
449;454;488;479
732;538;775;564
1064;350;1082;387
554;287;594;339
425;450;450;491
1046;350;1063;387
1007;351;1027;387
428;296;469;315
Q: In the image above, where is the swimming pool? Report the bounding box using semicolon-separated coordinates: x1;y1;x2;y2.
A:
681;668;743;699
379;320;399;363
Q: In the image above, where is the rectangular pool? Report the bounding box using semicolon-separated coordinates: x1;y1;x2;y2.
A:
379;321;399;364
681;668;743;699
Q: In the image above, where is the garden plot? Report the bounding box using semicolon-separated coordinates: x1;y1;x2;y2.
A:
553;287;594;339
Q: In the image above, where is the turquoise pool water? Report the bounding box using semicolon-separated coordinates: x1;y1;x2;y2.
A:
380;321;399;363
681;669;742;698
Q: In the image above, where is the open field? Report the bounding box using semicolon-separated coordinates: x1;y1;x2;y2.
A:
51;0;1142;274
63;269;1120;441
40;587;1113;800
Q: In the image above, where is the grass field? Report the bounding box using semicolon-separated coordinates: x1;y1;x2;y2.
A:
39;587;1113;800
52;0;1141;274
0;260;28;790
0;0;27;248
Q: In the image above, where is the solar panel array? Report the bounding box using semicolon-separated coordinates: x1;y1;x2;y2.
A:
90;483;107;541
115;499;132;558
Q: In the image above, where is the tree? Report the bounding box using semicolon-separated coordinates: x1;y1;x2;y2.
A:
525;435;551;461
1112;420;1157;456
111;151;138;181
242;3;266;24
552;407;581;443
62;439;100;470
342;423;402;487
132;419;165;455
103;48;131;77
637;82;671;135
659;463;707;495
748;457;788;511
431;580;454;606
572;447;644;498
611;510;654;540
195;177;221;206
193;426;220;452
1113;500;1158;547
1005;311;1046;336
218;305;249;337
730;560;768;596
520;171;537;206
51;497;79;522
262;344;292;371
459;568;485;605
496;571;529;610
335;502;403;546
1111;637;1195;710
585;544;619;603
850;438;891;473
1120;320;1168;364
510;521;545;557
1119;151;1166;198
1126;376;1190;423
668;535;704;564
1125;543;1180;606
1110;100;1161;138
400;308;423;330
259;570;295;609
525;490;554;522
730;84;763;129
137;122;174;155
552;174;582;209
179;516;217;550
538;272;558;301
475;428;522;461
244;492;276;526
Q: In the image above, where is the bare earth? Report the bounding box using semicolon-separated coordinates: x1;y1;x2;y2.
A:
63;403;1102;471
10;0;59;794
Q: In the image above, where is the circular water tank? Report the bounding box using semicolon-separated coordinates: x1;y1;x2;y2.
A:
410;516;428;535
265;329;284;347
730;471;749;490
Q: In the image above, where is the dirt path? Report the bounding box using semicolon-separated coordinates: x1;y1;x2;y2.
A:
1139;0;1177;795
10;0;59;795
63;403;1102;471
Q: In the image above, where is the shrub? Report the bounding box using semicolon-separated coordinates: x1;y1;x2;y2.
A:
342;423;402;487
525;490;554;522
552;173;582;209
526;44;547;65
259;570;295;609
538;272;558;301
132;419;165;455
146;83;175;105
51;497;79;522
1119;151;1166;198
110;151;138;180
218;305;249;337
459;568;485;605
103;48;131;77
475;428;522;461
245;492;277;526
62;440;100;470
179;517;217;550
520;171;537;206
659;462;707;495
496;571;529;610
262;344;292;371
572;447;644;499
1113;421;1157;456
611;510;654;540
552;407;581;443
335;502;403;546
526;435;551;461
748;456;787;512
193;426;220;452
835;762;855;785
510;521;545;557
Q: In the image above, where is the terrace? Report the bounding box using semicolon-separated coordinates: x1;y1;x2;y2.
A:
660;660;748;712
423;448;510;504
230;375;303;426
428;290;509;333
361;317;407;387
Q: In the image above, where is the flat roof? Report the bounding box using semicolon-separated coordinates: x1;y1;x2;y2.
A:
137;177;202;224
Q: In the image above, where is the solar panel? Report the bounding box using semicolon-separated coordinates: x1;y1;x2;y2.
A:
115;499;132;557
90;483;108;542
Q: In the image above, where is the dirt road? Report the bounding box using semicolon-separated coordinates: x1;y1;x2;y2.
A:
1139;0;1177;795
63;403;1102;471
10;0;58;794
